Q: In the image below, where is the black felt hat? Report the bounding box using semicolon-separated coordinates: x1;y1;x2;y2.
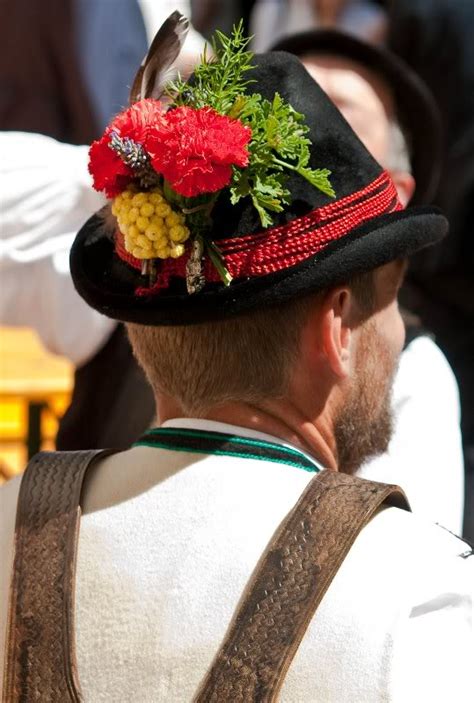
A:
71;51;447;326
271;29;442;206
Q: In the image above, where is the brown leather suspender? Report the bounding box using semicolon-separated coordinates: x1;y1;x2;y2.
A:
3;450;113;703
3;454;409;702
194;471;409;702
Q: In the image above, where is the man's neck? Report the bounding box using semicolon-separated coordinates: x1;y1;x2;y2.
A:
157;398;338;471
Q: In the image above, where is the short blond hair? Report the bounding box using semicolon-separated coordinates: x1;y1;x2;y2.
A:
127;272;375;415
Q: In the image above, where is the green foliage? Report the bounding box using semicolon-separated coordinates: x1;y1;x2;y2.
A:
167;21;255;114
167;22;335;230
230;92;335;227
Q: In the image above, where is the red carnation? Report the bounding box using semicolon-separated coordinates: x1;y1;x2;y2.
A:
88;99;166;198
146;106;252;198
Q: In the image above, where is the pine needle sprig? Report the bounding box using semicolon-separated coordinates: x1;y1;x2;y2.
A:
167;20;256;114
166;22;335;229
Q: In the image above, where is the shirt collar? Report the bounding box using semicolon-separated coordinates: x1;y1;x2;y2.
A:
160;417;324;471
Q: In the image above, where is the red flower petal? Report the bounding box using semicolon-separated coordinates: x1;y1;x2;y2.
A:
88;99;166;197
147;106;252;197
88;100;252;199
172;160;233;197
110;99;166;144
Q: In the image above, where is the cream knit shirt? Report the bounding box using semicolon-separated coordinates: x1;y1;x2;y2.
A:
1;421;472;701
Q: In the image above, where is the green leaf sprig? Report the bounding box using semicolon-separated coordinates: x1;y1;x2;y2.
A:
167;20;255;114
230;92;335;227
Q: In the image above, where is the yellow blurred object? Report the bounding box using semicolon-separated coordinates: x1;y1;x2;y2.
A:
0;326;73;482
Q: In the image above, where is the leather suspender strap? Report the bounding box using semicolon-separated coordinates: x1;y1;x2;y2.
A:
194;470;410;703
3;449;114;703
4;455;409;703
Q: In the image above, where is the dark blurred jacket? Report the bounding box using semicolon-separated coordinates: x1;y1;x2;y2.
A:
388;0;474;442
0;0;155;450
388;0;474;303
56;325;155;451
0;0;97;144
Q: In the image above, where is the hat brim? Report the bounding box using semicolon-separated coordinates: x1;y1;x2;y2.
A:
71;206;447;326
270;30;442;206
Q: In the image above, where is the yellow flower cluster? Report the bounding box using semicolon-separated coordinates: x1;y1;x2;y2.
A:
112;187;190;260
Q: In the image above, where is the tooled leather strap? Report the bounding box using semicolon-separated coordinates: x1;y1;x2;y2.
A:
194;470;410;703
3;449;114;703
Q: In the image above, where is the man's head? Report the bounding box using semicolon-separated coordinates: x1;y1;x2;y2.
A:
72;33;446;471
128;258;406;472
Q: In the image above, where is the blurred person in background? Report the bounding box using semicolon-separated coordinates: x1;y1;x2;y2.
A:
0;131;157;448
0;133;108;361
385;0;474;539
0;0;203;139
0;0;151;450
0;0;98;144
272;30;465;536
0;2;205;451
75;0;150;133
251;0;387;51
190;0;254;39
58;2;205;449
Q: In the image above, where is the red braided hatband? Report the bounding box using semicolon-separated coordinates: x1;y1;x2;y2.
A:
115;171;402;292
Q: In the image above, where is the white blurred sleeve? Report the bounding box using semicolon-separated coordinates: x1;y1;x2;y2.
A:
358;335;465;535
0;131;116;366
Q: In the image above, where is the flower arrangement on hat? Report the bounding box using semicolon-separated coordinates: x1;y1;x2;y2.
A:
88;21;335;293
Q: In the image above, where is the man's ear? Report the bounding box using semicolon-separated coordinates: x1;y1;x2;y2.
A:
390;170;415;207
320;286;353;379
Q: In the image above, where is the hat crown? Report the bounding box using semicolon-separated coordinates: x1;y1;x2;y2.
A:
209;50;382;242
71;20;447;325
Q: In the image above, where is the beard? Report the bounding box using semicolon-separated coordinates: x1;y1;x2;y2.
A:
334;322;398;474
